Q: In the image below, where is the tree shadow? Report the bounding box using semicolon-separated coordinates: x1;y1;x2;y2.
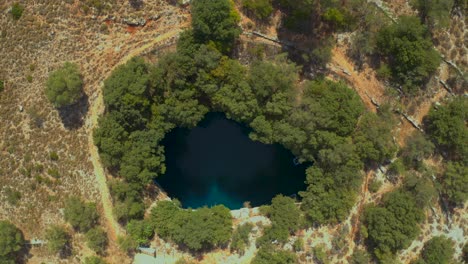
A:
58;94;89;130
129;0;144;9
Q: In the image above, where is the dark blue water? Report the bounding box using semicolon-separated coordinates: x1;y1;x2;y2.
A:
157;113;307;209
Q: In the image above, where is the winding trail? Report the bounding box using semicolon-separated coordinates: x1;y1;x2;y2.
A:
86;28;186;241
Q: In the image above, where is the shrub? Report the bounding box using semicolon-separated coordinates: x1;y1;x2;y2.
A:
126;220;154;245
117;235;137;253
230;223;253;255
441;162;468;206
45;62;83;108
368;179;382;193
350;249;370;264
64;197;99;232
84;256;107;264
376;16;440;93
251;246;297;264
0;80;4;92
0;221;24;260
45;225;69;253
293;238;304;252
85;228;108;254
417;236;455;264
242;0;273;19
11;3;24;20
4;188;21;205
49;151;59;161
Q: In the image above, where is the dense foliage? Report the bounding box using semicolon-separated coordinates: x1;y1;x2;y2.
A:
363;190;425;261
258;195;301;246
242;0;273;19
45;225;69;254
426;97;467;163
401;133;435;169
441;161;468;206
85;228;108;254
64;197;99;232
0;221;24;263
413;236;455;264
251;246;298;264
151;201;232;251
191;0;241;52
376;16;440;93
411;0;454;27
230;223;253;255
45;62;84;108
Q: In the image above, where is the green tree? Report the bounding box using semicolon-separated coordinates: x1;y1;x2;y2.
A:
11;3;24;20
0;221;24;261
350;248;370;264
268;195;301;233
353;112;397;164
0;80;4;92
151;201;233;251
191;0;241;52
242;0;274;19
401;133;434;169
376;16;440;93
441;162;468;206
83;256;107;264
415;236;455;264
64;197;99;232
45;225;69;254
230;223;253;255
252;246;298;264
411;0;454;27
126;219;154;245
426;97;467;162
364;190;424;260
85;228;108;254
45;62;84;108
403;174;437;208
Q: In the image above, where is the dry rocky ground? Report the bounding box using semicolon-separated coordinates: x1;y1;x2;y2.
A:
0;0;466;263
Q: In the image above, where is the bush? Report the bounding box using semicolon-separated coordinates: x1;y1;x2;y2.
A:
151;201;232;251
117;235;137;253
251;246;297;264
417;236;455;264
441;162;467;206
64;197;99;232
126;220;154;245
84;256;107;264
85;228;108;254
0;80;4;92
4;187;21;205
350;249;370;264
11;3;24;20
45;225;69;253
401;133;434;169
49;151;59;161
230;223;253;255
242;0;273;19
376;16;440;93
293;238;304;252
368;179;382;193
45;62;83;108
426;97;467;162
0;221;24;260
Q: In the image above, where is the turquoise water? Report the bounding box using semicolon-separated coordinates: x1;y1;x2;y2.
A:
157;113;307;209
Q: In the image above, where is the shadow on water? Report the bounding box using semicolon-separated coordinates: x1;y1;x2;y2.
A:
157;112;309;209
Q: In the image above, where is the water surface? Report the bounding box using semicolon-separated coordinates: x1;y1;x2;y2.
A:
157;113;307;209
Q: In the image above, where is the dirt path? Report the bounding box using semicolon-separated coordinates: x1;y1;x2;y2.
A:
85;27;187;242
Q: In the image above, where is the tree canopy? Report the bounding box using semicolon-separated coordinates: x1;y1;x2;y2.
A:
376;16;440;93
45;225;69;254
363;190;425;261
252;246;298;264
0;221;24;262
45;62;84;108
426;97;467;163
64;196;99;232
414;236;455;264
191;0;241;52
151;201;232;251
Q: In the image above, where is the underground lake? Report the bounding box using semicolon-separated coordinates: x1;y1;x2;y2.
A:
156;112;308;209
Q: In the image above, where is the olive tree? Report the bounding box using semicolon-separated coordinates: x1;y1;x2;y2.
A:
45;62;84;108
